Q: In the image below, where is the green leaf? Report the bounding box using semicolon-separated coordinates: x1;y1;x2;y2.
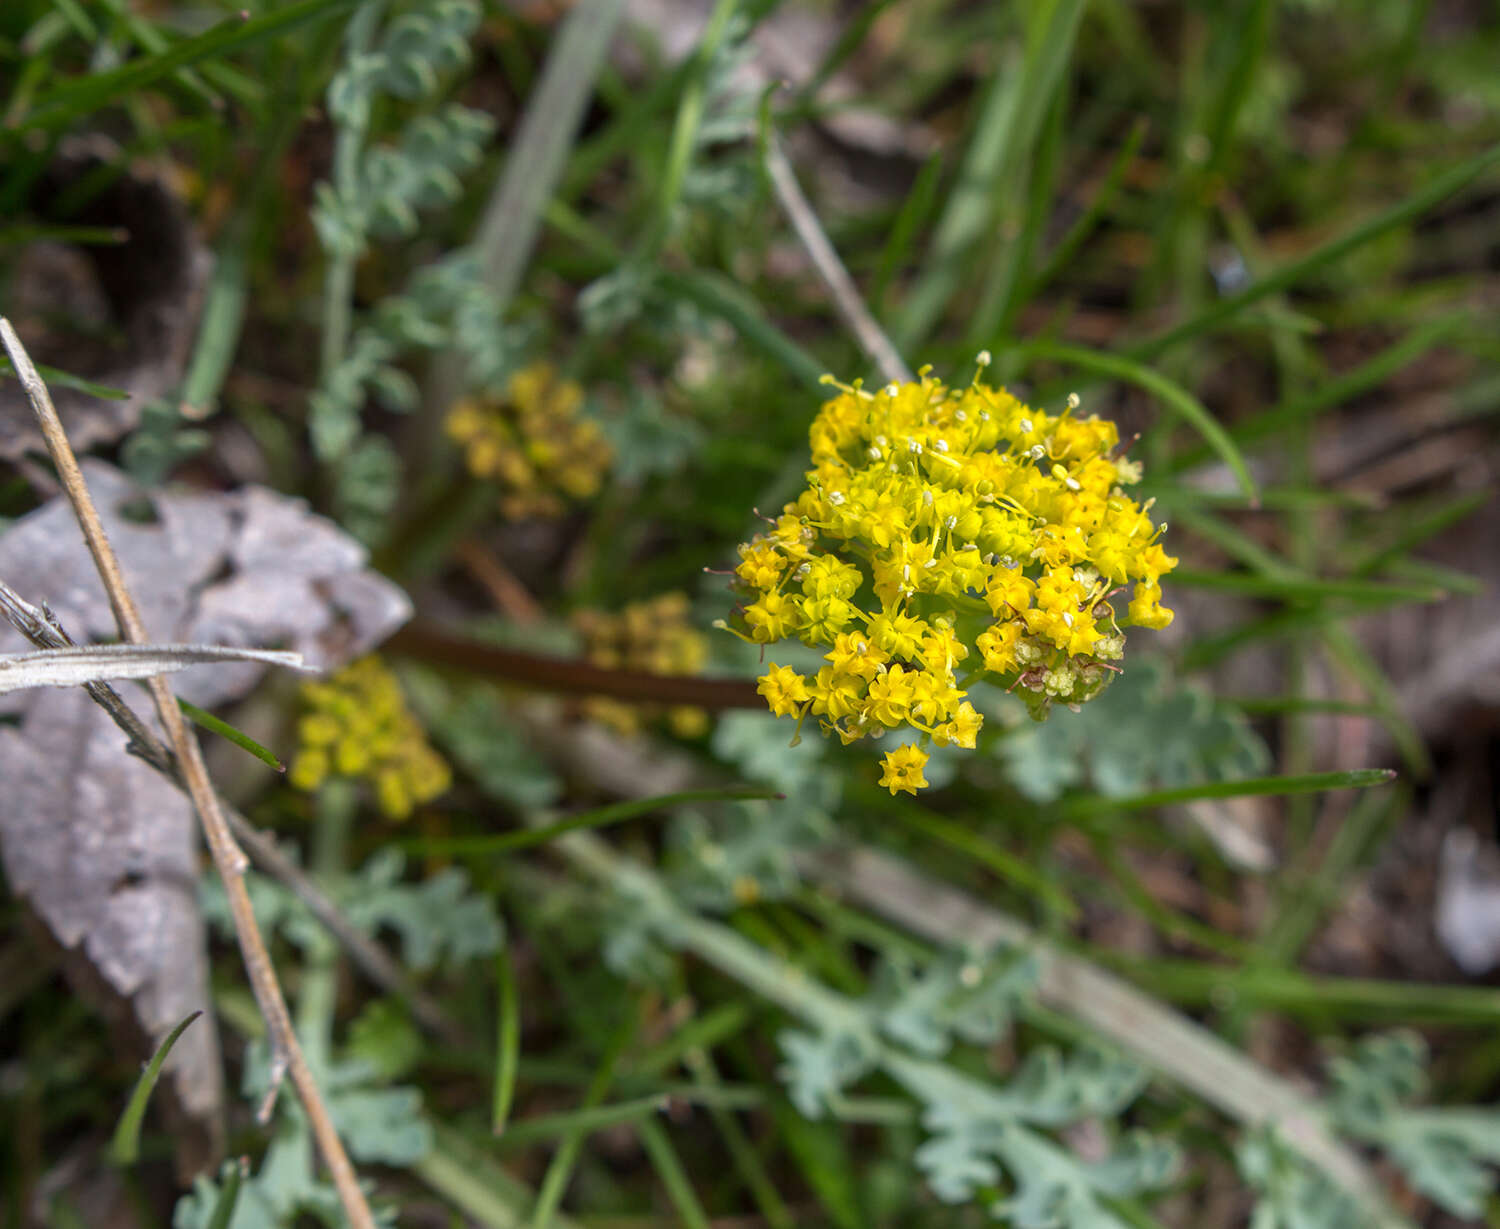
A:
20;0;359;133
1001;659;1269;804
871;949;1039;1058
1008;339;1257;502
1328;1031;1500;1219
346;847;504;971
777;1027;877;1118
177;698;284;773
1239;1128;1358;1229
109;1011;202;1166
0;357;129;400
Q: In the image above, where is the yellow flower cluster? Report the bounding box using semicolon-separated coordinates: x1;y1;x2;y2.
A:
573;592;710;738
289;656;451;820
725;365;1177;794
446;362;612;519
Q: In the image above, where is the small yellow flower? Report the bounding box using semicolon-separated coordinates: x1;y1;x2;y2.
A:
879;744;930;795
758;664;812;717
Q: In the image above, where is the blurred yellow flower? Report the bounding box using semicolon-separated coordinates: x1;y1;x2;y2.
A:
573;591;710;738
446;362;612;519
289;656;451;820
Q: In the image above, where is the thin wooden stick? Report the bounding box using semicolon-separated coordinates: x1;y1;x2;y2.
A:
0;318;376;1229
764;134;914;387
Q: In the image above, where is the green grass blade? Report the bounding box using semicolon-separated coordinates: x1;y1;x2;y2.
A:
0;223;127;246
204;1158;244;1229
1010;339;1258;501
1227;695;1384;717
889;805;1078;922
1382;557;1484;597
637;1118;712;1229
180;216;252;418
1169;567;1445;605
1181;606;1331;672
405;787;780;857
666;270;828;390
1148;484;1380;511
764;1091;863;1229
419;1121;585;1229
640;0;739;259
1171;314;1465;470
1;359;129;400
529;1009;637;1228
177;698;285;773
492;948;520;1136
499;1096;669;1146
1132;141;1500;361
894;0;1086;352
19;0;358;134
683;1048;796;1229
968;75;1068;343
108;1010;202;1165
1024;115;1148;302
871;151;943;313
1063;768;1395;815
1258;784;1404;967
1103;955;1500;1025
1351;489;1490;577
1319;622;1429;776
1172;507;1297;579
473;0;626;311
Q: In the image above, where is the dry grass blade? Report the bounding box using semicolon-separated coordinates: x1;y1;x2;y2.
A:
0;317;377;1229
764;134;912;387
0;643;305;694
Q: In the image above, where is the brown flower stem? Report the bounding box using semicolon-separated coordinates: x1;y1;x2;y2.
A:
457;538;545;625
387;618;763;710
0;319;376;1229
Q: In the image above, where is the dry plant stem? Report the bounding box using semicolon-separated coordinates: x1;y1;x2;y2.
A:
457;538;545;626
809;843;1401;1227
765;135;913;387
0;319;376;1229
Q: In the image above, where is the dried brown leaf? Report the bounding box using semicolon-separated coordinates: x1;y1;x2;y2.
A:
0;138;209;462
0;462;411;1173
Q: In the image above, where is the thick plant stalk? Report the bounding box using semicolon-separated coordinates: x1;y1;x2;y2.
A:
0;319;377;1229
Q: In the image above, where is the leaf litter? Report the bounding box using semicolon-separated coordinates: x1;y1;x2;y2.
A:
0;460;411;1174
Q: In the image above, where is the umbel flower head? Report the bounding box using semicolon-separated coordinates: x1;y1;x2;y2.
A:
722;363;1177;795
573;591;710;738
290;656;451;820
446;362;612;519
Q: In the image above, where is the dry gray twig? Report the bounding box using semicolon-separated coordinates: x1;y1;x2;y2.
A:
764;134;913;387
0;318;376;1229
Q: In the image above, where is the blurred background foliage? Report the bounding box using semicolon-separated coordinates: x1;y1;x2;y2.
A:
2;0;1500;1226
